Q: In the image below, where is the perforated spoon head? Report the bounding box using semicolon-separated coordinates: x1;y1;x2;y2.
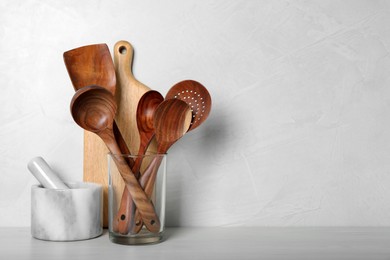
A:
70;85;117;134
64;44;116;95
165;80;211;131
153;99;192;153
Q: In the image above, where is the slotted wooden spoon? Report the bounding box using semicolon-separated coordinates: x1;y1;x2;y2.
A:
70;85;161;233
166;80;212;131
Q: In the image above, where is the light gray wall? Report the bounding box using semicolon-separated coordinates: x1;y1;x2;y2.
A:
1;0;390;227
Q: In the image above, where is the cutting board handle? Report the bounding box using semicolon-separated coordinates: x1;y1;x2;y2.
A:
114;41;135;81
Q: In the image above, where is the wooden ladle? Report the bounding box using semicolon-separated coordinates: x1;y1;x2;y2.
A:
64;44;134;229
131;98;192;233
70;85;161;233
114;90;164;234
63;44;131;163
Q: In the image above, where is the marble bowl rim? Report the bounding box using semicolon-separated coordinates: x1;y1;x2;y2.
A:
31;181;102;191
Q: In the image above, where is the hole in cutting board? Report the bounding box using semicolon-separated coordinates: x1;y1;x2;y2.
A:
119;46;127;54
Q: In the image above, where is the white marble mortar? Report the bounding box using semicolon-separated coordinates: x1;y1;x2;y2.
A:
31;182;103;241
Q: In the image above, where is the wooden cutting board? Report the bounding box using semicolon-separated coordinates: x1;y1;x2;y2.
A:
83;40;157;227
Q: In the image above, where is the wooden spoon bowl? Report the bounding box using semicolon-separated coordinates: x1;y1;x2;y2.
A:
137;90;164;144
70;86;116;133
154;98;193;152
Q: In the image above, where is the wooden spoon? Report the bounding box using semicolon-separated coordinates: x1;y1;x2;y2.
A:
64;44;133;228
70;85;160;233
134;90;164;172
114;90;163;234
132;98;192;233
143;98;193;190
63;44;130;156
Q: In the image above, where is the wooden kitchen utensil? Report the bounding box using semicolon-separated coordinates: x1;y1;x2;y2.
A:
166;80;212;131
70;85;161;233
114;90;164;234
134;90;164;173
64;43;131;227
132;80;213;232
131;98;192;233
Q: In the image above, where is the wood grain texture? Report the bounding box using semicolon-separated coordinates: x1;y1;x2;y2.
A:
153;99;192;153
114;40;153;154
70;85;160;233
64;41;158;229
63;44;116;95
112;40;158;232
64;43;121;228
132;99;192;232
114;90;163;234
64;44;116;227
134;90;164;171
83;131;109;226
165;80;212;131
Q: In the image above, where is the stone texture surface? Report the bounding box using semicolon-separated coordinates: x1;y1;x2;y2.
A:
31;182;102;241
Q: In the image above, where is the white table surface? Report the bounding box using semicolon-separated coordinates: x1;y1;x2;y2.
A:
2;227;390;259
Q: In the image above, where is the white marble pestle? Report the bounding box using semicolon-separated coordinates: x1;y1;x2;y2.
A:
27;156;69;189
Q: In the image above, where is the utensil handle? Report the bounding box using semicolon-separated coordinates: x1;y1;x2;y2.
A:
113;185;136;234
131;156;163;233
112;123;137;234
114;135;157;234
113;153;146;234
113;123;134;168
103;130;161;233
111;152;161;233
